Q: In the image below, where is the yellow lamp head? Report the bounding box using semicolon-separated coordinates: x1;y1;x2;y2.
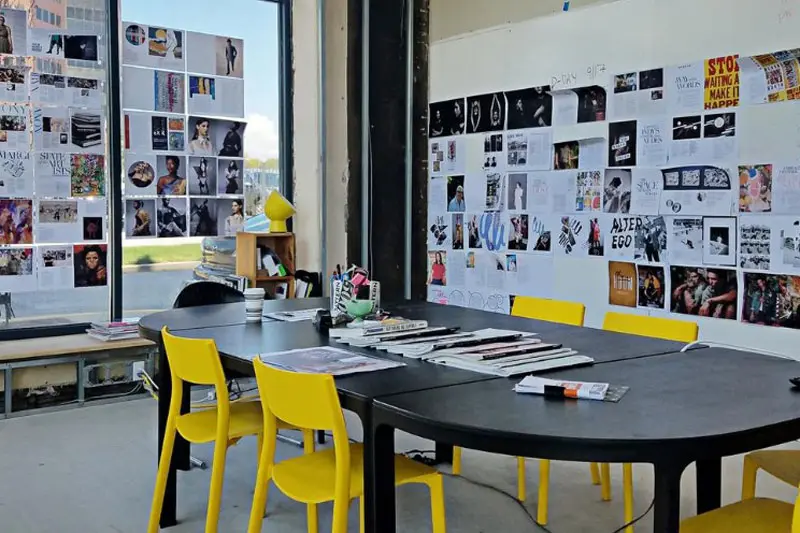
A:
264;189;295;233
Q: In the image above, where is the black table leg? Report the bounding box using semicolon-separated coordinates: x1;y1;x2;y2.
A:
696;457;722;514
434;441;453;464
366;421;396;533
652;462;684;533
157;340;190;528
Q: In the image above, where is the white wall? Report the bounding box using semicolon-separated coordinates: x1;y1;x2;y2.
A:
428;0;800;356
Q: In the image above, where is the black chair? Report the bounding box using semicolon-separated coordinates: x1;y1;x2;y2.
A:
172;280;245;309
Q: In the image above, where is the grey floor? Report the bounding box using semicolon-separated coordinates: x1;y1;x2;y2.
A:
0;398;797;533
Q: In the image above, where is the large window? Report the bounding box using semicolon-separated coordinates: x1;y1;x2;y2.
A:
0;0;285;337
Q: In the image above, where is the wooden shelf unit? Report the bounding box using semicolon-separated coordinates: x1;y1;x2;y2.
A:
235;232;296;299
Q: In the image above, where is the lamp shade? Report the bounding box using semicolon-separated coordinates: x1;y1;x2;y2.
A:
264;190;295;233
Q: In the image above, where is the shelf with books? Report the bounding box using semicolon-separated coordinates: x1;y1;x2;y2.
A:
236;232;295;299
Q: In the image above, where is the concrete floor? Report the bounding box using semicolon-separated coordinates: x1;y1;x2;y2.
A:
0;398;797;533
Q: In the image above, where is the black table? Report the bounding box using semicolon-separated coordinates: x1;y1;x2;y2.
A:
138;299;686;529
370;347;800;532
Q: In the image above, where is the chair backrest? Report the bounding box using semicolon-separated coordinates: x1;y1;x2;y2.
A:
173;281;245;309
161;326;228;389
511;296;586;326
602;312;698;343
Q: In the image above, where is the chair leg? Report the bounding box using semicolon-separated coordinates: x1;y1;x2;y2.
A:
601;463;612;501
517;457;526;502
452;446;462;475
331;496;349;533
247;440;273;533
741;455;759;500
147;422;178;533
308;503;319;533
590;462;601;485
537;459;550;525
429;475;447;533
623;463;634;533
359;497;365;533
205;438;230;533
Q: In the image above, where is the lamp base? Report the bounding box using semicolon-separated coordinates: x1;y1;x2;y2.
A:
269;220;288;233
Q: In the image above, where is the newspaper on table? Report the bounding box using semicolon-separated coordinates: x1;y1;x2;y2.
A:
258;346;405;376
263;308;325;322
514;376;608;400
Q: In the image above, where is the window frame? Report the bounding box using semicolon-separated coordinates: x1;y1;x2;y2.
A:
0;0;293;341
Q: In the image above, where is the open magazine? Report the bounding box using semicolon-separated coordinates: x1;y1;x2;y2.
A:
258;346;405;376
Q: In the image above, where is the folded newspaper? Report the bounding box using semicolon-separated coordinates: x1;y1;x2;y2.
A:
258;346;405;376
514;376;608;400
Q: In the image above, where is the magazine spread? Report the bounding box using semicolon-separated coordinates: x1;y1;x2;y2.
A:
258;346;405;376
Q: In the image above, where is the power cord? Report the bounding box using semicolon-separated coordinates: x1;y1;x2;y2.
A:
610;498;654;533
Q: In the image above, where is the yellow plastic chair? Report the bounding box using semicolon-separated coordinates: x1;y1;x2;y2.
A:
452;296;596;525
248;356;446;533
680;489;798;532
147;327;294;533
742;450;800;501
602;311;698;533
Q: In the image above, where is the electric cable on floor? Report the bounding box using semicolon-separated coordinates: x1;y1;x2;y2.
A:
609;498;654;533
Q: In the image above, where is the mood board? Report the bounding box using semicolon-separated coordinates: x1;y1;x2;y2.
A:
426;0;800;355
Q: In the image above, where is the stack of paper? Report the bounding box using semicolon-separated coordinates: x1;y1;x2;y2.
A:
258;346;405;376
514;376;608;400
87;318;141;341
263;308;324;322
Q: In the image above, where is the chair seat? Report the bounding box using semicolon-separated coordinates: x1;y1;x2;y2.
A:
176;401;292;443
680;498;793;533
272;443;439;504
748;450;800;487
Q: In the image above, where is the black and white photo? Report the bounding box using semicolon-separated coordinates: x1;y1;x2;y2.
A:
703;112;736;138
428;98;466;137
507;173;527;211
603;169;632;214
634;215;667;262
504;86;552;129
703;216;737;266
466;92;505;133
672;115;702;140
188;156;217;195
739;222;771;271
608;120;637;167
669;217;703;264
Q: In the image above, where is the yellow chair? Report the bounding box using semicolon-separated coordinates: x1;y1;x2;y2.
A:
601;311;698;533
147;327;295;533
452;296;597;525
742;450;800;501
248;356;447;533
680;491;798;532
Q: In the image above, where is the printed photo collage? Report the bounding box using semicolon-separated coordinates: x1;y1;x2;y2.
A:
427;47;800;331
121;21;246;240
0;6;110;293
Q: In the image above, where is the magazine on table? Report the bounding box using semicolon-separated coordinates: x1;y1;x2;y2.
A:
263;308;325;322
258;346;405;376
329;319;429;340
391;329;536;359
342;326;459;348
427;348;593;377
514;376;609;401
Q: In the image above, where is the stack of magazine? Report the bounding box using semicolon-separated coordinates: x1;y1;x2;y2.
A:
332;321;593;377
87;318;141;342
257;346;405;376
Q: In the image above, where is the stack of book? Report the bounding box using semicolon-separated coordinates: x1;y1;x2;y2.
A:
87;318;141;341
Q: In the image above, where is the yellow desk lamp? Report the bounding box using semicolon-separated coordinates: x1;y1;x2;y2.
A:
264;190;295;233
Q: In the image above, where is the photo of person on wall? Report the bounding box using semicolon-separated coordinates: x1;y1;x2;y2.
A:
741;273;800;329
73;244;107;287
427;251;447;286
670;266;737;320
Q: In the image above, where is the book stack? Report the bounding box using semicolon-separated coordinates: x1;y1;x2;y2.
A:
87;318;141;341
71;113;102;148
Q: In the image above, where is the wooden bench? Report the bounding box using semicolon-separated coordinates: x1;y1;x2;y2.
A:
0;334;156;418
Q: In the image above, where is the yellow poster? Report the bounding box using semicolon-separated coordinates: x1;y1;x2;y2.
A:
704;55;740;109
754;53;787;102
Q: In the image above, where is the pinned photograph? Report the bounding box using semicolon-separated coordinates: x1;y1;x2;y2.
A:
218;159;242;195
215;36;243;77
187;116;215;156
506;254;517;272
739;222;771;271
504;86;552;129
126;199;156;238
508;214;528;250
553;141;579;170
126;158;156;190
0;67;27;103
467;214;481;249
63;35;98;61
703;216;737;266
530;215;553;253
451;213;464;250
640;69;664;90
608;120;637;167
634;215;666;262
73;244;107;287
428;98;466;137
429;214;449;248
703;112;736;138
466;92;505;134
670;266;737;320
741;273;800;328
484;173;503;211
507;173;527;211
603;169;632;213
70;154;105;197
482;133;503;170
217;121;245;158
446;175;465;212
614;73;637;93
669;217;703;264
587;216;604;256
575;170;603;212
70;111;102;151
0;247;33;288
218;198;245;236
427;251;447;286
156;155;187;196
0;8;26;56
637;265;665;309
154;70;185;113
608;261;636;307
575;86;606;123
557;216;583;256
506;132;529;168
672;115;702;140
39;200;77;224
82;216;103;240
188;156;217;196
738;164;772;213
189;197;218;236
149;26;183;60
157;197;187;238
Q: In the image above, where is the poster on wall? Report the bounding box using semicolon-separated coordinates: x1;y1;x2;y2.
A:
738;164;772;213
36;199;106;244
0;150;32;197
0;198;32;244
741;273;800;329
739;216;771;271
704;55;740;110
610;68;665;119
637;264;666;309
0;247;35;293
186;31;244;78
465;92;505;134
122;66;186;114
669;266;737;320
37;246;74;291
28;30;99;61
659;165;734;216
504;86;552;129
157;197;188;238
0;8;27;56
0;66;28;103
125;199;156;238
0;103;29;152
608;260;636;307
122;22;185;71
187;75;244;118
35;152;71;197
428;98;466;137
30;74;102;108
125;154;158;196
125;112;186;153
73;244;108;288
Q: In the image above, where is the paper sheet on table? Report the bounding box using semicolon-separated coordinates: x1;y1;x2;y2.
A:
514;376;608;400
665;63;704;113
